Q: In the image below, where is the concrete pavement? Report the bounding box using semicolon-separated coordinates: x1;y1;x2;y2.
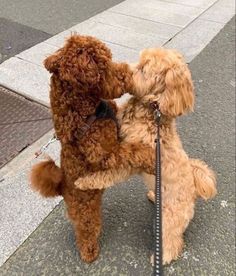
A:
0;0;124;63
0;0;234;106
0;0;125;35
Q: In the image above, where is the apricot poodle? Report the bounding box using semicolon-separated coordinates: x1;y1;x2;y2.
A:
76;48;217;264
30;35;155;263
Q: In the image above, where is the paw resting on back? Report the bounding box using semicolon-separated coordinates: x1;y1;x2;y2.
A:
74;176;99;190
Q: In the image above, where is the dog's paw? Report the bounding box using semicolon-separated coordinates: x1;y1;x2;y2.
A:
150;239;183;266
75;177;94;190
79;241;100;263
147;190;155;203
150;251;180;267
75;176;105;190
163;251;179;265
162;238;184;265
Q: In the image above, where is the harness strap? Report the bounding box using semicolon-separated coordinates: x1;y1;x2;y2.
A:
77;100;118;140
77;114;97;140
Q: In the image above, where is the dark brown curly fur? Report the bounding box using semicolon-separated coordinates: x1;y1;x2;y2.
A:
30;35;155;262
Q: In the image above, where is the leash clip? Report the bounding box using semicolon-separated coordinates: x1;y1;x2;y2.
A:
150;101;161;125
35;134;58;158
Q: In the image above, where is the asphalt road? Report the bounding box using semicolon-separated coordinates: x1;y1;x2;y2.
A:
0;17;235;276
0;0;124;63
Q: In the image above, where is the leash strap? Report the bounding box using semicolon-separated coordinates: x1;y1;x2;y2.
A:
152;103;163;276
77;114;97;140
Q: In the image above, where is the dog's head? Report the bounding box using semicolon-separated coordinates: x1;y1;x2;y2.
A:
44;35;132;98
132;48;194;117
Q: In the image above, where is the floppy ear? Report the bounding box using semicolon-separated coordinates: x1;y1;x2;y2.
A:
44;50;62;73
158;65;194;117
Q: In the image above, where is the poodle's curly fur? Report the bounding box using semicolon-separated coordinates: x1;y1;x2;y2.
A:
30;35;155;263
76;48;217;264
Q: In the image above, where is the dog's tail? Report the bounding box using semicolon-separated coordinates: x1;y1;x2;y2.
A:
190;159;217;200
30;157;63;197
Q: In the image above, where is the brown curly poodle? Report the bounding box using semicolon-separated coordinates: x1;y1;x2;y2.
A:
76;48;217;264
30;35;155;263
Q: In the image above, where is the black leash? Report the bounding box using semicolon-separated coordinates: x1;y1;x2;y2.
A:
151;102;163;276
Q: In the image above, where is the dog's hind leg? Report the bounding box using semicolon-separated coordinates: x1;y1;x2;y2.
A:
161;174;196;264
64;187;104;263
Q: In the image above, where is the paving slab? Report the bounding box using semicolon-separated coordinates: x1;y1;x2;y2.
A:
0;130;62;266
0;57;50;106
165;18;224;62
0;17;235;276
0;86;52;168
46;17;166;53
127;0;205;17
103;42;139;64
69;20;167;51
92;11;182;39
0;0;233;107
109;1;197;27
164;0;235;62
17;40;139;68
0;17;50;64
16;43;58;67
0;0;125;35
43;30;73;48
0;39;138;108
157;0;217;9
200;0;235;23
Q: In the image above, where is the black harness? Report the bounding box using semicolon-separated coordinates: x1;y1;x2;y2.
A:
78;100;117;139
95;100;117;122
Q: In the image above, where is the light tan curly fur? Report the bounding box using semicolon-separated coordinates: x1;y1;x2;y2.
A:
75;48;217;264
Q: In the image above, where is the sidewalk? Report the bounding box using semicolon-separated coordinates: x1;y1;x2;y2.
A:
0;0;234;106
0;0;235;275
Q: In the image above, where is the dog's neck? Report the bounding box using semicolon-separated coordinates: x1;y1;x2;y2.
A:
132;96;174;126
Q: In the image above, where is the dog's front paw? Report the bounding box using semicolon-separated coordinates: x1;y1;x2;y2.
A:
75;177;96;190
162;237;184;265
147;190;155;203
79;240;100;263
150;238;184;266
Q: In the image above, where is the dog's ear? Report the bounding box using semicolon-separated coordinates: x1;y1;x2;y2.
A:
158;64;194;117
44;50;62;73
